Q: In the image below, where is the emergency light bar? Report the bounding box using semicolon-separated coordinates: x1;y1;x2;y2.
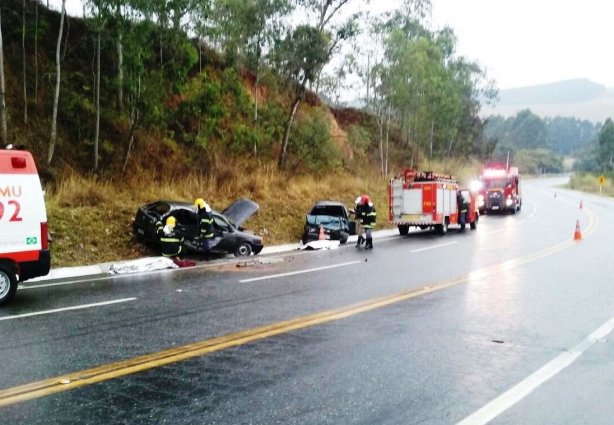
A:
482;168;507;178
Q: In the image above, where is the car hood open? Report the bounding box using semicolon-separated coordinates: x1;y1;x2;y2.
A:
222;198;259;226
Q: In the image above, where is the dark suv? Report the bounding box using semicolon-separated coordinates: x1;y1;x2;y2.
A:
302;201;356;244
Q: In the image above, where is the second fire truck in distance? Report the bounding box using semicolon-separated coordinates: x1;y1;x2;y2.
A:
388;169;479;235
477;164;522;215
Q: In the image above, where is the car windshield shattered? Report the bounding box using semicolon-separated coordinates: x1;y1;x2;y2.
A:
306;214;343;228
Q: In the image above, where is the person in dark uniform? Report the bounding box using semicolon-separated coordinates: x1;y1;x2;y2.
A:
457;191;470;232
195;198;215;255
359;195;376;249
350;196;365;247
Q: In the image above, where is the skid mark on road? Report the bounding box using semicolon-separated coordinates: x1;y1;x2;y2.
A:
0;208;598;408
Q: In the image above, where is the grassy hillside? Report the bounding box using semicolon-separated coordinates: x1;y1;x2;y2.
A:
1;1;482;267
46;166;391;266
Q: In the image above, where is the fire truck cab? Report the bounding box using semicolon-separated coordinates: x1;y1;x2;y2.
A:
388;169;479;235
477;164;522;215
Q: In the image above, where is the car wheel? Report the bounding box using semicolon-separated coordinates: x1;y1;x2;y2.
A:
0;265;18;306
234;242;253;257
398;224;410;235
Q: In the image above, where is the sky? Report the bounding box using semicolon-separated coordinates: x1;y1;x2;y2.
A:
427;0;614;89
50;0;614;90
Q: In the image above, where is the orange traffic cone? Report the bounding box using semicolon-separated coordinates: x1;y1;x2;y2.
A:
318;226;326;240
573;220;582;241
579;200;583;209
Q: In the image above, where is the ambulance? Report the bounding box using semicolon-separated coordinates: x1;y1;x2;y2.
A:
0;149;50;305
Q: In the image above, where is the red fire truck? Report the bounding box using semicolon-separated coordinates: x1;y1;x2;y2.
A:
477;164;522;215
388;169;479;235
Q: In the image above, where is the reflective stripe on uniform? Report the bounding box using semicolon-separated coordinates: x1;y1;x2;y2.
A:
160;237;181;243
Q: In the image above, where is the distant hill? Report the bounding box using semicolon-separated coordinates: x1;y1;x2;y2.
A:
481;79;614;123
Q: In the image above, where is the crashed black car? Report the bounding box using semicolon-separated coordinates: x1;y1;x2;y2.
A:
302;200;356;244
133;199;263;257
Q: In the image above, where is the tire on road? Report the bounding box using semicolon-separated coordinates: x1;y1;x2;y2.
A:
234;242;253;257
0;265;18;307
435;219;448;235
470;215;478;230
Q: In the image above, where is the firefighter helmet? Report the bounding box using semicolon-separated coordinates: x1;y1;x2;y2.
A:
166;216;176;227
194;198;205;209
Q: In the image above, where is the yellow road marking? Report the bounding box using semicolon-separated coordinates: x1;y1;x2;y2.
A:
0;208;598;408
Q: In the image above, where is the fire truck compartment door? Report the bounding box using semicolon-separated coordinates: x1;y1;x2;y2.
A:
402;189;422;214
390;179;404;217
436;188;457;215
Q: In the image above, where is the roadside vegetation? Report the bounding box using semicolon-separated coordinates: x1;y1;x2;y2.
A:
3;1;610;268
45;167;388;266
568;173;614;196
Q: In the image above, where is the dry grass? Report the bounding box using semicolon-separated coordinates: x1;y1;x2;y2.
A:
568;173;613;196
45;161;391;267
45;157;480;267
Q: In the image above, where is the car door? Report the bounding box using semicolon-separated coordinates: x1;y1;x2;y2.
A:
211;213;236;252
171;208;199;240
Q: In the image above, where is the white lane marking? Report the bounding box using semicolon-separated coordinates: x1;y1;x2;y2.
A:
19;280;98;290
0;298;137;321
410;241;457;253
239;261;362;283
457;315;614;425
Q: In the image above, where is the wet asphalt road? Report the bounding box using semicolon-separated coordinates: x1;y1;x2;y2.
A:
2;176;614;424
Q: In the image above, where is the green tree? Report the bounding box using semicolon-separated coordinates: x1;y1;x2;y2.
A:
546;116;597;155
507;109;549;150
598;118;614;170
275;25;331;167
376;13;493;171
211;0;290;155
514;148;563;174
48;0;67;165
0;8;6;144
274;0;360;168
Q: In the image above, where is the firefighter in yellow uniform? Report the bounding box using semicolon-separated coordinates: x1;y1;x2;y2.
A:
156;216;184;258
195;198;215;255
